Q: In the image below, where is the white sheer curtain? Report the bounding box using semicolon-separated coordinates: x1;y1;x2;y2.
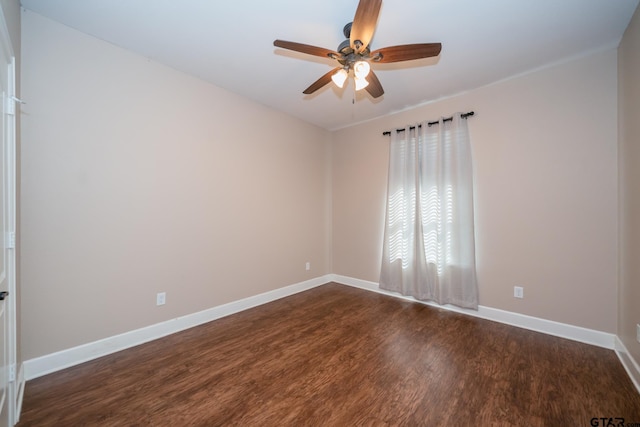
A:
380;113;478;309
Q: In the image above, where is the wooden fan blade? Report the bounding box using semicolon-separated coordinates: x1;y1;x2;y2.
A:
274;40;341;60
365;70;384;98
350;0;382;53
303;68;341;95
370;43;442;63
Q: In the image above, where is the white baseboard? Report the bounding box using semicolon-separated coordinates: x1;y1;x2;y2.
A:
330;274;616;349
22;274;624;385
24;275;331;381
614;336;640;394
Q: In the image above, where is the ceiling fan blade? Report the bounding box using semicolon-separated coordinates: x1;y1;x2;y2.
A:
365;70;384;98
370;43;442;63
303;68;341;95
350;0;382;53
274;40;341;60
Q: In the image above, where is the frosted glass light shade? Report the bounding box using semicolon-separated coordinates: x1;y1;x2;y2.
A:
353;61;371;79
354;76;369;91
331;69;348;88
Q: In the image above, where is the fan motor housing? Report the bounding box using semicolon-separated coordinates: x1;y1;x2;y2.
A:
337;24;372;70
337;39;352;54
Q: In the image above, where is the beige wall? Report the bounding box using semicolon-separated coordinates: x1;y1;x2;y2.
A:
332;49;619;333
0;0;19;52
20;6;628;362
20;11;331;359
618;6;640;365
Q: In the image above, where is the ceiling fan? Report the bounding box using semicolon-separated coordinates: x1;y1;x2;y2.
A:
273;0;442;99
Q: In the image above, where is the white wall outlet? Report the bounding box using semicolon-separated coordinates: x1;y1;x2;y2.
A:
637;324;640;343
305;262;310;271
514;286;524;299
156;292;166;306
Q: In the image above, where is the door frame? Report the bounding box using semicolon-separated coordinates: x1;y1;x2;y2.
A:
0;4;17;426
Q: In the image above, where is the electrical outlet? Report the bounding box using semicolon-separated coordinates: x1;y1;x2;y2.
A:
514;286;524;299
156;292;166;306
305;262;310;271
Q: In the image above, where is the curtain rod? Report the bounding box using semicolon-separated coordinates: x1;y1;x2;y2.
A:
382;111;475;136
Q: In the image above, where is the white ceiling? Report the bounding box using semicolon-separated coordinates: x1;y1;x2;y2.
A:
20;0;639;130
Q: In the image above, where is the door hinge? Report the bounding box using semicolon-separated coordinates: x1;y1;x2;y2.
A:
6;231;15;249
5;94;14;116
4;95;23;116
9;364;15;382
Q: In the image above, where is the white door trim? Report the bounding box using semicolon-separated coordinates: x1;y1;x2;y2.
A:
0;5;18;426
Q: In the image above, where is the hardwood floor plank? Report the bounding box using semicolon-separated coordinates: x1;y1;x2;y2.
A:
18;283;640;426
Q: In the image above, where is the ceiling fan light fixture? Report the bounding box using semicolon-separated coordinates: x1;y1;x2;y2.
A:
354;75;369;91
273;0;440;99
353;60;371;79
331;69;348;88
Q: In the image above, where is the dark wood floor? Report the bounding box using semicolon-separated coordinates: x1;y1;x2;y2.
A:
19;283;640;426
